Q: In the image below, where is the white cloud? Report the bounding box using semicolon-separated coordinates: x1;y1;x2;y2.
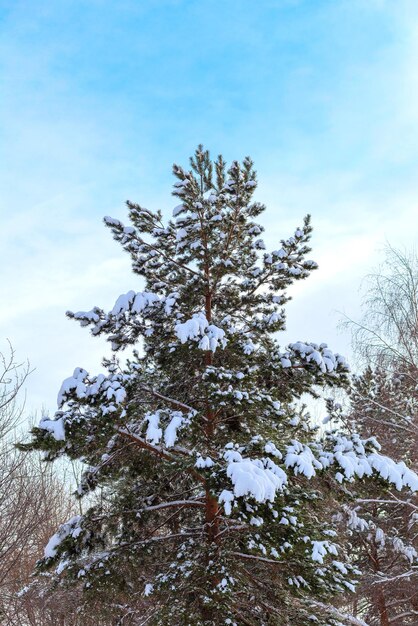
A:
2;0;418;420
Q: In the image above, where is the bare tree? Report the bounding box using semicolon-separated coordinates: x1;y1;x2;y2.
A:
349;244;418;377
0;343;33;596
0;344;75;624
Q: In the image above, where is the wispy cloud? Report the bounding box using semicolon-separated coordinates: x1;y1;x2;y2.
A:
1;0;418;415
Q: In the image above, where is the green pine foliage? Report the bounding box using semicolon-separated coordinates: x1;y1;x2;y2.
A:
20;147;418;626
335;367;418;625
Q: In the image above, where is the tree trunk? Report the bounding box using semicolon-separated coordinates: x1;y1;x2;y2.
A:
375;589;390;626
370;532;390;626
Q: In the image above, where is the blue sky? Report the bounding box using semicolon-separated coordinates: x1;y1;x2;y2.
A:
1;0;418;414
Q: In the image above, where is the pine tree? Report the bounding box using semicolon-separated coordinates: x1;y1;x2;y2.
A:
21;147;418;626
341;368;418;626
338;245;418;626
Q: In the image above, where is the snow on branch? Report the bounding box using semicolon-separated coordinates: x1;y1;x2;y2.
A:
67;289;180;350
38;414;66;441
285;441;323;479
308;601;370;626
175;312;227;352
44;515;83;560
311;540;338;564
371;569;418;585
56;366;127;410
117;429;206;485
219;445;287;515
285;434;418;492
143;409;192;448
39;365;129;443
217;433;418;521
280;342;349;374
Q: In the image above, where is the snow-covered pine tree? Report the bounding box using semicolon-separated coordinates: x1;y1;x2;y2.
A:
21;147;418;626
341;368;418;626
